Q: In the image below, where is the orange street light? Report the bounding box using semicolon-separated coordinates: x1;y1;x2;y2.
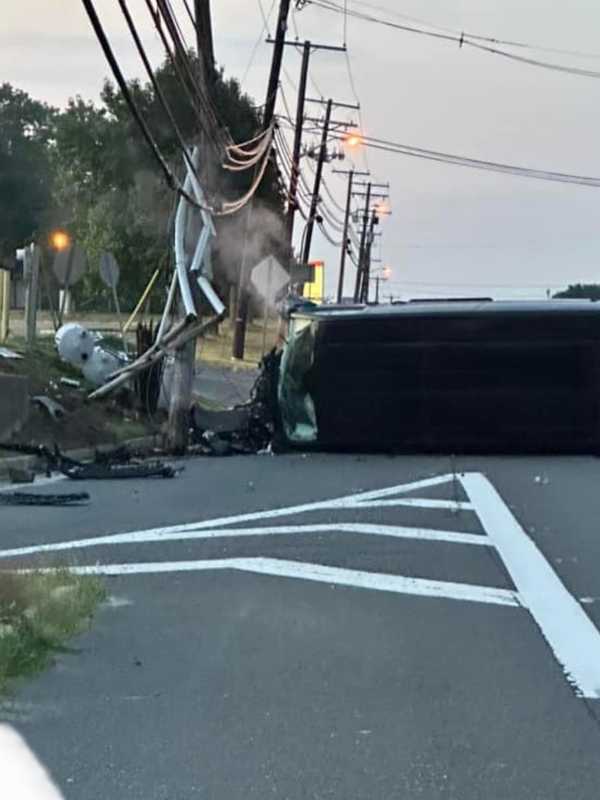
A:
343;131;364;148
383;266;392;280
50;230;71;251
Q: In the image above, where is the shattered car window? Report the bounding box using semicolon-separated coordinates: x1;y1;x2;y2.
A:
277;316;318;443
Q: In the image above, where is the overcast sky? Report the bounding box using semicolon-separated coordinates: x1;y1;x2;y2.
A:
3;0;600;299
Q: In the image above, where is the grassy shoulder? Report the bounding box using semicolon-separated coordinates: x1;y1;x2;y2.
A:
0;570;106;694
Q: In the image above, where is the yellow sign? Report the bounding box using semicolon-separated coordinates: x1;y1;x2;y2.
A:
302;261;324;303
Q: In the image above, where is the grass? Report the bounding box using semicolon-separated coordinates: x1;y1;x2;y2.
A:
0;569;106;694
198;318;279;368
2;335;82;391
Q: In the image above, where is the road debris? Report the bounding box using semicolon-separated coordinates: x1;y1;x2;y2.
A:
190;350;280;456
0;442;180;481
60;459;180;480
7;467;35;484
32;396;66;421
59;377;81;389
0;347;22;360
0;491;89;507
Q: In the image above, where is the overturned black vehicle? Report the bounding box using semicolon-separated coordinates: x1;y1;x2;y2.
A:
276;300;600;453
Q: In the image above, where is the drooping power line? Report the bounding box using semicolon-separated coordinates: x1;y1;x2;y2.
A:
306;0;600;80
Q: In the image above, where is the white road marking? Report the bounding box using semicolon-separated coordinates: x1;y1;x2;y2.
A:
461;472;600;699
348;499;473;511
50;557;521;607
0;522;489;560
53;473;458;544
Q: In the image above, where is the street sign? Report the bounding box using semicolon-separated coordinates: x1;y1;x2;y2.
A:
250;256;288;306
53;244;87;288
99;252;120;290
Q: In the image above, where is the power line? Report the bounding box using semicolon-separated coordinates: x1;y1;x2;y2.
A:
79;0;204;209
306;0;600;80
179;0;195;28
117;0;201;183
345;0;600;60
329;132;600;187
144;0;224;149
242;0;277;84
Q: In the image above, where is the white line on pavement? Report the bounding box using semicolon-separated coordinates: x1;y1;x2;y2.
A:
54;557;521;607
0;522;489;559
461;472;600;700
347;499;474;511
61;473;459;543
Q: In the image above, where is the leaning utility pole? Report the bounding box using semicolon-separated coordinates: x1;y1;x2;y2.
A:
232;0;291;360
302;99;333;266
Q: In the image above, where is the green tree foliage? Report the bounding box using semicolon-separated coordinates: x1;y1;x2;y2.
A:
0;83;56;258
553;284;600;301
2;54;285;309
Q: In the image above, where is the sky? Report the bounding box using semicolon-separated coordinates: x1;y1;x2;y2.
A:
3;0;600;300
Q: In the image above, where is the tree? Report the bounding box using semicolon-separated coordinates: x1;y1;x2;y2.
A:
49;55;286;310
0;83;55;258
553;284;600;301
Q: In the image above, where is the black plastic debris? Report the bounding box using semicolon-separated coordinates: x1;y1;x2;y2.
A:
0;492;90;507
60;460;180;480
190;350;281;456
32;396;66;421
0;442;180;480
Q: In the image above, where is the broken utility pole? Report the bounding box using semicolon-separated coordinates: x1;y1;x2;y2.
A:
166;0;215;453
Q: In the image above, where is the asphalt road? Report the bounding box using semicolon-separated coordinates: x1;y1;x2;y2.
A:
194;364;257;408
2;453;600;799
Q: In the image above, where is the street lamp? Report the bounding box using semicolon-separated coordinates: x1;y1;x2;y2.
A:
342;130;364;149
49;230;71;252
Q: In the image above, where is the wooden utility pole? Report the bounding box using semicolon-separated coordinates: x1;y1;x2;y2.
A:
302;99;333;266
23;244;40;345
354;182;371;302
283;42;349;247
361;211;379;303
333;167;369;303
232;0;292;361
286;40;311;246
194;0;215;79
352;182;389;301
0;267;10;343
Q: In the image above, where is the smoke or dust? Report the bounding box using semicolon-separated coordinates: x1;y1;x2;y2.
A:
214;201;287;286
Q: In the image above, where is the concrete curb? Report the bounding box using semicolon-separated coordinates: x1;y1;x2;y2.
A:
0;434;163;480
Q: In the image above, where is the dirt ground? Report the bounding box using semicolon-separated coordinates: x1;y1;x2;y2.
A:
0;337;153;455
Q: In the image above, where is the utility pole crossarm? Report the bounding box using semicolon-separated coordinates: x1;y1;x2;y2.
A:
352;191;389;198
266;38;346;52
306;98;360;110
304;116;358;127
